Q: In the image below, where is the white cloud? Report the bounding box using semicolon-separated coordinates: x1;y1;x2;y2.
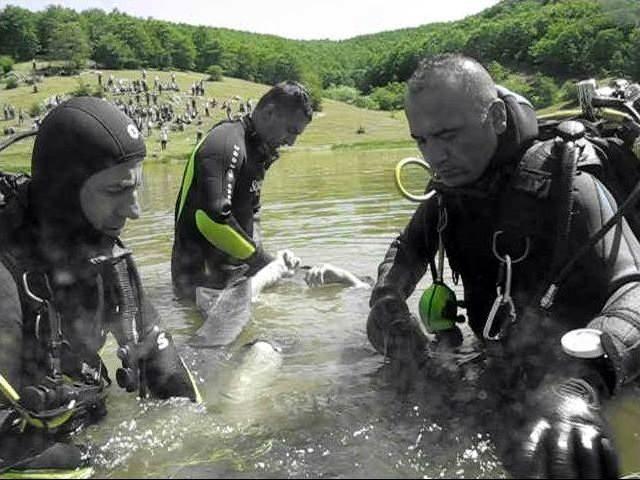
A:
7;0;501;40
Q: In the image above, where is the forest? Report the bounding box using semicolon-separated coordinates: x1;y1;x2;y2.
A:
1;0;640;110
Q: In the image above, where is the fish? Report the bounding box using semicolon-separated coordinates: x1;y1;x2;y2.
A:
221;340;283;404
188;339;284;415
188;279;252;348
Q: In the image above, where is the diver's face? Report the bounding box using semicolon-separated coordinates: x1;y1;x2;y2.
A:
79;159;143;238
255;104;310;150
405;83;501;187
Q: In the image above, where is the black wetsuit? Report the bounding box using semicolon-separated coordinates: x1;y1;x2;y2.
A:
172;118;274;299
372;91;640;393
0;97;197;470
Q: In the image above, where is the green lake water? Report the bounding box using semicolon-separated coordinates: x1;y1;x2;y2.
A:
73;148;639;478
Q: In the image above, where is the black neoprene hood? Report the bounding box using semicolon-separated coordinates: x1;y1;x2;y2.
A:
32;96;146;187
29;96;146;250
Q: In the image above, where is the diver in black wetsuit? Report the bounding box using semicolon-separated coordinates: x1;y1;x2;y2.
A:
367;55;640;478
0;97;200;476
172;81;313;300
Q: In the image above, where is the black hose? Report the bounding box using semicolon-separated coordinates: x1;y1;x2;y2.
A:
549;177;640;292
0;130;37;154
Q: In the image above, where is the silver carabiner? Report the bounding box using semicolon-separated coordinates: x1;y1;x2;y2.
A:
484;255;517;341
483;291;517;341
503;254;513;302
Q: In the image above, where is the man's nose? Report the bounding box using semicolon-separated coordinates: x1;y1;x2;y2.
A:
120;191;141;220
421;138;447;168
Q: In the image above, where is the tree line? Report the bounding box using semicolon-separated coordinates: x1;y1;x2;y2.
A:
1;0;639;110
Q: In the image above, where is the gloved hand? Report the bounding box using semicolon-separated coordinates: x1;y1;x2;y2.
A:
514;377;619;479
304;263;369;288
367;294;428;361
276;249;301;277
141;327;200;402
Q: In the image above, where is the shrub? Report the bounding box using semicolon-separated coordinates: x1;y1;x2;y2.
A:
306;84;323;112
324;85;361;104
354;95;379;110
70;79;102;98
0;56;14;75
370;82;406;111
206;65;224;81
5;77;18;90
29;102;43;117
528;75;559;109
324;84;379;110
559;80;579;102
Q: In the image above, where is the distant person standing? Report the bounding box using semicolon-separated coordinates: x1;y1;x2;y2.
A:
160;126;168;151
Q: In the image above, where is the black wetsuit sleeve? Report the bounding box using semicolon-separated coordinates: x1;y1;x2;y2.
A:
569;171;640;391
0;262;23;393
370;199;439;306
197;136;256;248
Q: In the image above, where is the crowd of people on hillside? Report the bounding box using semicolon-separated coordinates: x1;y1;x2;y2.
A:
1;68;257;150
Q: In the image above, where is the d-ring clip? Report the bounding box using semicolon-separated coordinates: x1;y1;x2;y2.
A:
492;231;530;264
22;272;46;304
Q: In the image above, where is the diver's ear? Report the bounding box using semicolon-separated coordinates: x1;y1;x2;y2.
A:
488;98;507;135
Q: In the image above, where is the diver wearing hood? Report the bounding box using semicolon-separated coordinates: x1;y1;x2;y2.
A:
0;97;199;476
368;55;640;478
172;81;313;300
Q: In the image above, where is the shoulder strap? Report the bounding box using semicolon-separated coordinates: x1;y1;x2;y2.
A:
495;138;562;250
0;249;44;331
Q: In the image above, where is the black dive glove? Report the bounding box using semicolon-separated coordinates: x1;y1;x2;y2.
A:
141;327;200;402
515;377;619;479
117;326;199;402
367;294;428;361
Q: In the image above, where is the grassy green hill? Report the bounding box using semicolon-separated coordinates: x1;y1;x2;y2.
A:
0;65;411;169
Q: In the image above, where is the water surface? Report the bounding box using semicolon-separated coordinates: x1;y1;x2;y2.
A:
80;148;640;478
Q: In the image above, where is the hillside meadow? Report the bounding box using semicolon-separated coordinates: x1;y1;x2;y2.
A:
0;65;414;169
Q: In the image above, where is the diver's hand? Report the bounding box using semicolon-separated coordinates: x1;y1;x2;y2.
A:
276;249;300;277
142;327;199;402
515;378;618;479
304;263;366;287
367;294;428;360
250;251;300;300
